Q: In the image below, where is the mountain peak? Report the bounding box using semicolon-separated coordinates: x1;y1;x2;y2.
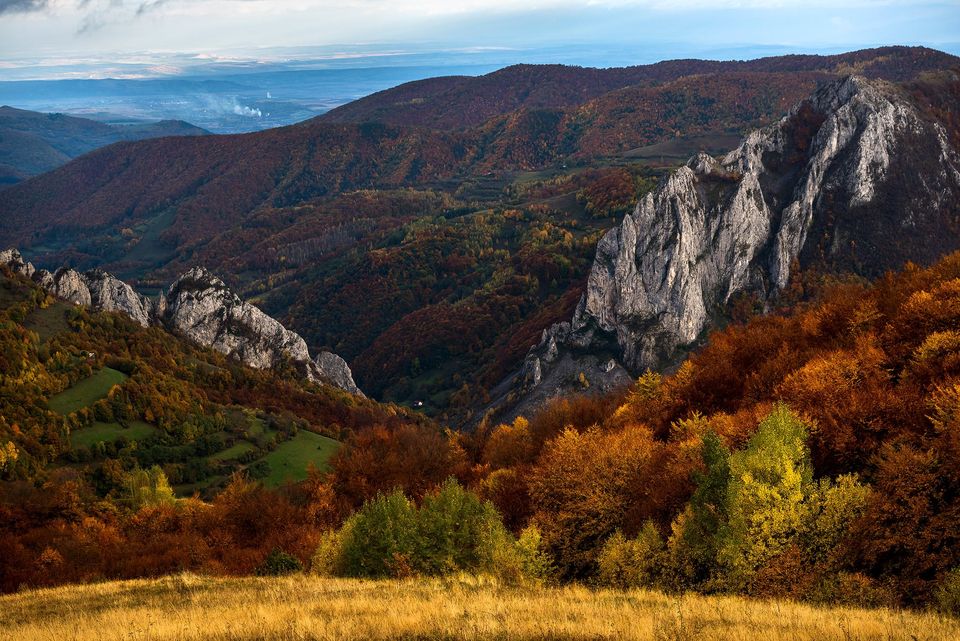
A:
497;73;960;421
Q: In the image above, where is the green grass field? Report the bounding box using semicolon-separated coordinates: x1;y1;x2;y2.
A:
70;420;157;449
209;440;256;462
247;415;269;437
261;430;340;486
48;367;129;415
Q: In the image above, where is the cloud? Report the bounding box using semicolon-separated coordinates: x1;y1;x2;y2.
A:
0;0;47;15
68;0;254;33
75;0;172;33
135;0;170;17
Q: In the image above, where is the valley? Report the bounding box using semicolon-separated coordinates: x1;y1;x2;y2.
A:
2;37;960;628
3;46;957;423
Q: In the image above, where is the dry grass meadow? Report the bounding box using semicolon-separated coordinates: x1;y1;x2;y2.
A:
1;573;958;641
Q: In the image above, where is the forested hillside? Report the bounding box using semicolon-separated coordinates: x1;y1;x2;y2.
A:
0;264;426;494
0;106;207;186
6;247;960;608
322;46;956;130
0;47;956;426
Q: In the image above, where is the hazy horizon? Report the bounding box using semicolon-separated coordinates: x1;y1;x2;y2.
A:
1;1;958;81
1;1;957;133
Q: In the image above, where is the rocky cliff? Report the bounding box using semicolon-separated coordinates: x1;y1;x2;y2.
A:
502;74;960;418
0;250;360;395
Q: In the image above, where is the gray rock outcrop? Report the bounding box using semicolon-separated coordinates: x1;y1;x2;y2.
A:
158;267;314;371
1;250;361;395
0;248;34;278
1;255;151;326
84;269;153;327
504;75;960;417
312;351;361;395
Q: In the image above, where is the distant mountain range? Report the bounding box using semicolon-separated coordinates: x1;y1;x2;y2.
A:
0;106;208;187
0;46;957;421
322;46;958;130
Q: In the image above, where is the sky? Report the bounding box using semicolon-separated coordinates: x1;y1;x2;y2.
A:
0;0;958;78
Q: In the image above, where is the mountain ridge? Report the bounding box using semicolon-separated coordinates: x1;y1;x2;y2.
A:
494;73;960;422
0;106;208;186
320;46;959;131
0;249;360;395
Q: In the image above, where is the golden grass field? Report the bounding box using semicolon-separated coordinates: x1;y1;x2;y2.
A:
1;574;958;641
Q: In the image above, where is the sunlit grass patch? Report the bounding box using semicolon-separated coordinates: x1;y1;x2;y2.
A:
48;367;128;415
1;574;957;641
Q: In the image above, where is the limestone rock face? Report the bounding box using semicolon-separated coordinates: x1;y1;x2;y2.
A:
0;248;34;278
1;249;151;326
159;267;313;371
496;75;960;420
157;268;363;395
84;269;152;327
48;269;93;308
558;75;960;372
1;251;362;395
312;351;361;395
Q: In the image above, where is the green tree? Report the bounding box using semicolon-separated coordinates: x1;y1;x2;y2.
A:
256;548;303;576
0;441;18;473
597;522;665;589
125;465;176;510
316;481;550;583
801;473;871;566
340;489;418;578
415;478;510;575
668;430;730;588
719;405;812;587
513;525;554;584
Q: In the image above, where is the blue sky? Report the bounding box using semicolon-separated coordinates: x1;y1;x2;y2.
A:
0;1;957;77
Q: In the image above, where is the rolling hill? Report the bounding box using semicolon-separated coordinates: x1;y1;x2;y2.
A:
0;106;208;186
0;264;427;498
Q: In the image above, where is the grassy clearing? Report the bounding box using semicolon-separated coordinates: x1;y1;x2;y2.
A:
22;300;71;342
246;415;269;437
1;574;957;641
261;430;340;486
47;367;128;415
623;132;743;165
70;420;156;449
208;440;256;462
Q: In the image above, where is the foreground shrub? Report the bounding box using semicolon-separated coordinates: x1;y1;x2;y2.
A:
719;405;812;588
809;572;896;609
311;528;348;576
514;525;554;584
666;431;730;590
596;522;665;589
417;478;512;575
935;568;960;616
256;548;303;576
340;489;418;578
315;479;551;583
